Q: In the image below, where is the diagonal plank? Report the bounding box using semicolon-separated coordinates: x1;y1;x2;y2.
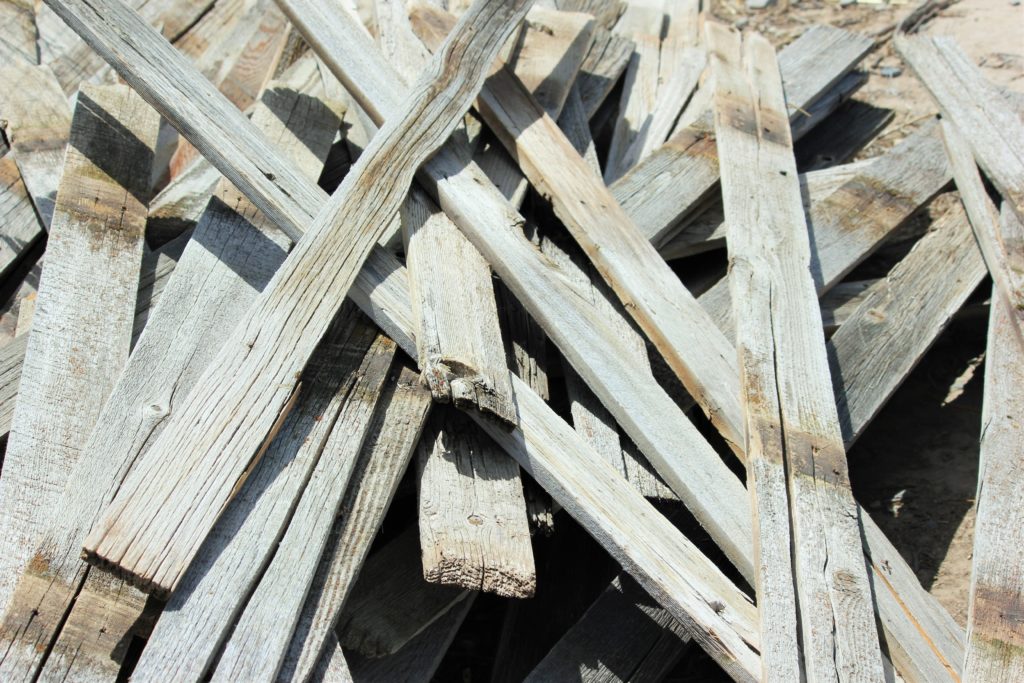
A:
709;24;883;681
82;0;534;599
0;85;158;619
897;34;1024;225
0;153;45;282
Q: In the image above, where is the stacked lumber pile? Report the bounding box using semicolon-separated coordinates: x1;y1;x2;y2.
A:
0;0;1019;680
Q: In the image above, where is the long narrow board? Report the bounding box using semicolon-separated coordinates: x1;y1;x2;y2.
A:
0;62;72;227
0;153;45;281
0;0;38;64
83;0;533;599
965;223;1024;680
0;66;344;681
49;3;961;677
212;333;396;682
897;34;1024;224
279;362;433;683
709;25;883;681
0;85;158;620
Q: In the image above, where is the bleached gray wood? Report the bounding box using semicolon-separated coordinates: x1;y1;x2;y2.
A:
0;0;38;65
346;594;476;683
0;73;343;682
555;0;624;30
145;156;222;245
0;85;157;625
604;29;662;183
280;362;433;683
897;34;1024;225
337;527;471;658
829;203;987;447
213;333;396;683
133;308;381;683
940;118;1024;347
53;4;961;678
709;25;883;681
416;409;535;597
640;45;704;162
525;575;689;682
0;155;45;281
83;0;531;597
965;236;1024;680
611;25;872;247
575;26;634;118
311;635;353;683
0;62;71;228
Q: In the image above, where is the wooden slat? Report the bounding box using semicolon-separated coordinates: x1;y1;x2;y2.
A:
575;26;634;118
604;30;662;182
213;332;396;682
0;62;71;228
554;0;624;30
709;25;883;680
0;70;343;681
897;34;1024;224
82;0;533;599
0;0;38;65
0;155;45;281
611;25;872;247
940;118;1024;347
965;234;1024;680
0;83;158;642
279;362;433;683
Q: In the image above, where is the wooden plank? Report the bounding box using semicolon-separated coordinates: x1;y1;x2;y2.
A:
0;82;158;640
0;154;45;281
54;5;960;678
525;575;689;682
709;25;883;681
145;155;223;246
132;306;381;682
604;31;662;182
336;527;471;658
611;25;872;247
829;202;987;447
416;409;535;597
575;26;634;119
279;362;433;683
940;118;1024;347
0;62;71;228
897;34;1024;224
554;0;624;30
346;594;476;683
965;238;1024;680
0;0;37;65
0;72;343;681
82;0;533;599
212;332;396;682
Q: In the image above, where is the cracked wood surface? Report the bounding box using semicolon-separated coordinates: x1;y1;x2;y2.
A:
709;24;883;681
82;0;532;597
0;83;158;665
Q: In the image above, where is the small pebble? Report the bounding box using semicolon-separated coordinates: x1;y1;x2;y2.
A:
839;0;857;6
1012;0;1021;7
733;17;750;29
880;65;903;78
745;0;775;9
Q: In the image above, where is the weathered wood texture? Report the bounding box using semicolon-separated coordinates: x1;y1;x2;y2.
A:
416;409;535;597
611;25;872;247
0;74;343;682
897;34;1024;224
0;62;72;228
213;333;396;682
0;0;38;64
575;26;634;118
0;153;45;281
281;362;433;683
82;0;532;598
965;240;1024;681
337;527;471;658
709;25;883;681
0;85;157;622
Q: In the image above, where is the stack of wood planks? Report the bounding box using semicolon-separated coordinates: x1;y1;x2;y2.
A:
0;0;1019;679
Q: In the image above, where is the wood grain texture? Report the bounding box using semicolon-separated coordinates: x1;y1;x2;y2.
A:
213;333;396;682
133;307;380;683
0;0;38;65
280;362;433;683
940;118;1024;349
965;246;1024;681
336;527;470;658
0;154;45;281
0;62;71;228
416;409;535;597
611;24;872;246
575;26;634;118
829;202;987;447
0;83;158;669
604;31;661;182
710;25;883;681
83;0;532;597
897;34;1024;225
0;75;342;683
